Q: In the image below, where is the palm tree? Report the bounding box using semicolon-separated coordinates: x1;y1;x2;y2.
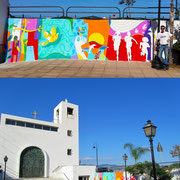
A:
169;0;175;64
119;0;136;18
124;143;150;164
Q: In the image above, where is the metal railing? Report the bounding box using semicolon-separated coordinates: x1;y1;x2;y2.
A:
122;7;179;19
9;6;65;18
8;6;180;20
66;6;121;18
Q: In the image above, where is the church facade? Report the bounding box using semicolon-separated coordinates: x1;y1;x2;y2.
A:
0;100;95;180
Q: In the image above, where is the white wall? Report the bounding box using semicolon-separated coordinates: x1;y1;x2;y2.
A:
0;100;79;179
0;0;8;62
54;165;96;180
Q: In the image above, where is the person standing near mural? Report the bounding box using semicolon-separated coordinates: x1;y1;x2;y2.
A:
154;25;175;70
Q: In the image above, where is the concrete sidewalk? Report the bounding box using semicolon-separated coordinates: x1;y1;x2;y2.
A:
0;59;180;78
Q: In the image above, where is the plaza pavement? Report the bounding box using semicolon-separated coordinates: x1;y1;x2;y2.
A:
0;59;180;78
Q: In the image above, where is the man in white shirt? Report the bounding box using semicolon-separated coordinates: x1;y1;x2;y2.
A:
154;25;175;70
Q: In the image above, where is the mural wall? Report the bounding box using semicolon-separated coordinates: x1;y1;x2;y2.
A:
5;18;153;62
94;172;135;180
0;0;9;63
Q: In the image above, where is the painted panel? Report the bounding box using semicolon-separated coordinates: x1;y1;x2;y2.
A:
94;172;135;180
5;18;153;62
0;0;8;63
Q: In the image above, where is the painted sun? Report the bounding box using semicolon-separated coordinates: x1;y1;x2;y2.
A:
89;33;105;45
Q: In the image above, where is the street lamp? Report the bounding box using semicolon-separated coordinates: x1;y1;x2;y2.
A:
143;120;157;180
3;156;8;180
123;153;128;180
93;144;99;168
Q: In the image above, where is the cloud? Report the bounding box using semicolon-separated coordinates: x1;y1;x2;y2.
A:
80;157;95;161
80;157;115;161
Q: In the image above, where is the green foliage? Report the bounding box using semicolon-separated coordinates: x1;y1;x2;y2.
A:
125;161;172;180
172;41;180;51
156;165;172;180
124;143;150;164
168;163;180;171
125;162;144;178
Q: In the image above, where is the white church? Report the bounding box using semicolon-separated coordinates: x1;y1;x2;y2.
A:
0;100;96;180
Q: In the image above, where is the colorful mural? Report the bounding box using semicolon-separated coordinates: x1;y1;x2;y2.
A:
5;18;153;62
94;172;135;180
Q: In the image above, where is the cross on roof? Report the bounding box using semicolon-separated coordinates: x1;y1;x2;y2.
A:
32;110;38;120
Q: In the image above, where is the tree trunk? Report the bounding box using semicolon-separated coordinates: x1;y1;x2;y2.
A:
169;0;174;64
128;5;131;18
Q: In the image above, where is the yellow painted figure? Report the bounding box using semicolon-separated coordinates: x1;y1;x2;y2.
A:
40;26;59;46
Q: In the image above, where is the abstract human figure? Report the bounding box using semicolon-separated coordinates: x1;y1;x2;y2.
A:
13;19;43;61
124;31;138;61
140;37;150;62
75;36;87;59
112;31;121;61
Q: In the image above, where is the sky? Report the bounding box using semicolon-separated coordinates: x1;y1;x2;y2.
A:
9;0;179;19
0;78;180;166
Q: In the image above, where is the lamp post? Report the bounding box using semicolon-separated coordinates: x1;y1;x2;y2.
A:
123;153;128;180
143;120;157;180
3;156;8;180
93;144;99;168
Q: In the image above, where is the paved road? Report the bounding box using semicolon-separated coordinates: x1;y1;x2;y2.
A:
0;59;180;78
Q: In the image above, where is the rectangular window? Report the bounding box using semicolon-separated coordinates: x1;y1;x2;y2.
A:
51;127;58;132
79;176;90;180
43;125;50;131
5;118;58;132
67;107;74;115
35;124;42;129
26;122;34;128
6;119;16;125
67;149;72;155
16;121;25;127
67;130;72;136
56;109;59;116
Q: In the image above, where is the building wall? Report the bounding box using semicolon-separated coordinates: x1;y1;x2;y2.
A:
0;0;9;63
0;100;79;179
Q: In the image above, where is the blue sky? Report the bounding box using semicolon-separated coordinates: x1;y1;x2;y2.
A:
0;78;179;166
9;0;178;19
9;0;174;8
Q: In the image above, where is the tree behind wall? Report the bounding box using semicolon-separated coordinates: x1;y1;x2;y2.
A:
170;144;180;164
125;161;172;180
169;0;175;64
124;143;150;164
119;0;136;17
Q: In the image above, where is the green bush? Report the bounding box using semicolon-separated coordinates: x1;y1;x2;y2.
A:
172;41;180;51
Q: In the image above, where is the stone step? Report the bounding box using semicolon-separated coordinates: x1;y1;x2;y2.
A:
16;178;64;180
